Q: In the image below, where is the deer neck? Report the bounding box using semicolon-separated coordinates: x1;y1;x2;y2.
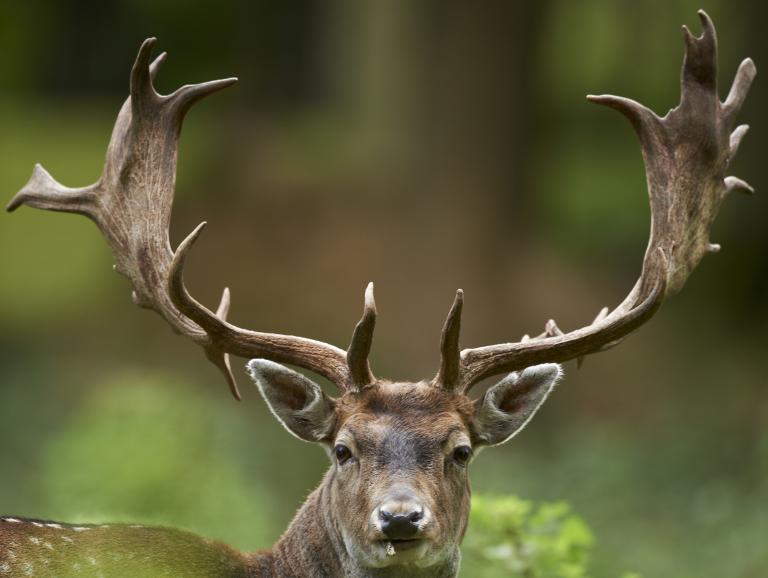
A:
253;472;460;578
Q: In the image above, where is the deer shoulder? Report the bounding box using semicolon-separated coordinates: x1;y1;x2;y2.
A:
0;518;252;577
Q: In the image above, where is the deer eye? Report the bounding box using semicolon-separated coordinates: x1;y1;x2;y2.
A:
452;445;473;466
334;444;353;465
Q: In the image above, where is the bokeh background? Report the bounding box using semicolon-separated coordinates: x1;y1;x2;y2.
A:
1;0;766;576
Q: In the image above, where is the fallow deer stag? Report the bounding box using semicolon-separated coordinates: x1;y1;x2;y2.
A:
1;10;756;578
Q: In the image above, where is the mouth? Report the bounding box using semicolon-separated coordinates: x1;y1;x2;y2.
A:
381;538;425;555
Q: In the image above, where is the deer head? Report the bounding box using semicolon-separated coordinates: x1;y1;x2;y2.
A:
4;10;756;577
246;357;560;568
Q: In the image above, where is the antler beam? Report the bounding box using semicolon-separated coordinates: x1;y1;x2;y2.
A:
436;290;464;390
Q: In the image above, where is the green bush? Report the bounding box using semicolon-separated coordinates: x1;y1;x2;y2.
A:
462;494;640;578
39;374;278;551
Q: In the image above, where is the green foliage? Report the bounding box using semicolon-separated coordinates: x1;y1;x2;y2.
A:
462;494;639;578
39;374;278;551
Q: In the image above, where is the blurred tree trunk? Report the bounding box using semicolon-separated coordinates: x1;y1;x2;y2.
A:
322;1;550;367
342;0;547;211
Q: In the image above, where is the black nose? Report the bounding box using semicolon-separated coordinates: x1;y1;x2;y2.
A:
379;508;423;540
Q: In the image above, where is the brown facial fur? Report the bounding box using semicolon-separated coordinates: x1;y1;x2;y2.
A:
327;381;475;568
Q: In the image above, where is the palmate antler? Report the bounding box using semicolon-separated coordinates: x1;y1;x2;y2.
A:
439;11;756;391
7;12;756;400
6;38;378;399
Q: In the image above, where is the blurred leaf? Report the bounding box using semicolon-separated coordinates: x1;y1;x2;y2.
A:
40;373;277;551
462;494;595;578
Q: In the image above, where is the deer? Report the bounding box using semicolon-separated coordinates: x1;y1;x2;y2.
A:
0;10;756;578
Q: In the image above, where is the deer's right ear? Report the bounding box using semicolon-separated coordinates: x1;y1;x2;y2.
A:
471;364;562;447
246;360;337;443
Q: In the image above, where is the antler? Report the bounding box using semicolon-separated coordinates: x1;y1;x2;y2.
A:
7;13;756;399
439;11;756;392
7;38;377;398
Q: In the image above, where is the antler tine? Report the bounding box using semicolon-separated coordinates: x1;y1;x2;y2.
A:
167;223;239;399
204;286;240;401
8;38;354;398
723;58;757;123
347;282;377;390
149;51;168;81
168;222;232;338
728;124;749;157
724;176;754;196
436;290;464;390
575;306;611;368
130;38;160;106
167;79;239;116
454;11;755;392
6;163;97;214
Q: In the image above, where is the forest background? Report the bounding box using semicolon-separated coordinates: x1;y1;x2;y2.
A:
0;1;766;576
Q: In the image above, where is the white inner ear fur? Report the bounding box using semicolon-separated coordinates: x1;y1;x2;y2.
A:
246;359;335;443
474;363;563;447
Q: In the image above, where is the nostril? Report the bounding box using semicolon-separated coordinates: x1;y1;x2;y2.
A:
408;509;423;523
379;509;393;522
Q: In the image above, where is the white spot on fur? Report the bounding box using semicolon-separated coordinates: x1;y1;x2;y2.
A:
31;522;43;528
61;536;75;544
72;562;81;571
45;523;62;530
28;537;40;545
2;518;21;523
0;562;10;574
88;556;97;566
21;562;33;576
43;542;54;551
72;526;89;532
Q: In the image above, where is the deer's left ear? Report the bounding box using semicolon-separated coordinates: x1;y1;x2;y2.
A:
247;359;337;443
471;364;562;447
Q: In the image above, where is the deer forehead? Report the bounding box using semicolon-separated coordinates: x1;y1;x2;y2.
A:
334;382;474;449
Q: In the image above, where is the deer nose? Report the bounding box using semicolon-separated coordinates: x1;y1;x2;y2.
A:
378;505;424;540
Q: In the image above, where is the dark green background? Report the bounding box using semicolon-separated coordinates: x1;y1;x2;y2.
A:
1;1;766;576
